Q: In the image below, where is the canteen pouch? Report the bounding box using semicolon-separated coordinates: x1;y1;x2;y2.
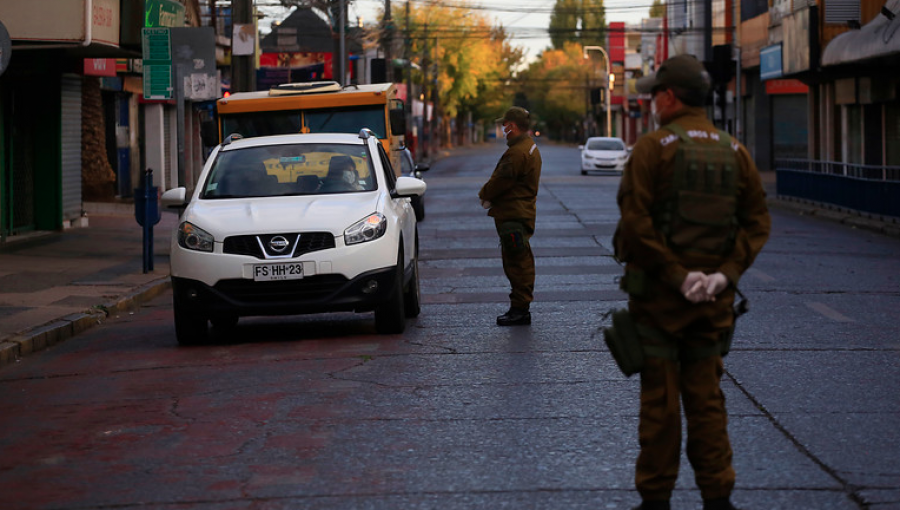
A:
498;221;528;255
603;308;645;377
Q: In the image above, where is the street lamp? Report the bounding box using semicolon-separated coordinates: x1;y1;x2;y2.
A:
583;45;612;137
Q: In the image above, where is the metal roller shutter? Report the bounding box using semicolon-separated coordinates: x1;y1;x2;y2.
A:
61;74;83;221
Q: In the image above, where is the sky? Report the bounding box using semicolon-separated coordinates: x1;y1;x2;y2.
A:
257;0;654;63
348;0;653;62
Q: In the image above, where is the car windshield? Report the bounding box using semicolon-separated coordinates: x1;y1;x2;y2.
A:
201;143;376;199
587;139;625;151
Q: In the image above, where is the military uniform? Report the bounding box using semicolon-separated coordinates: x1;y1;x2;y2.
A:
479;130;542;312
616;103;771;506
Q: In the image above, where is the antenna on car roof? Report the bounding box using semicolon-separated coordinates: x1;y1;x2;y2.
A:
223;133;243;146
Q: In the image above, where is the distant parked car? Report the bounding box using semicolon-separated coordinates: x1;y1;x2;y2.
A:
161;129;426;344
399;147;429;221
579;136;630;175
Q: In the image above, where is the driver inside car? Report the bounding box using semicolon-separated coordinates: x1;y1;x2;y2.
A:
321;155;361;192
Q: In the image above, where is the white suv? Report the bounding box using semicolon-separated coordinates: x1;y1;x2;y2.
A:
161;130;426;344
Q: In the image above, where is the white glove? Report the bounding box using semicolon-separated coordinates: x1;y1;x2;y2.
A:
705;272;729;301
481;200;492;209
680;271;709;303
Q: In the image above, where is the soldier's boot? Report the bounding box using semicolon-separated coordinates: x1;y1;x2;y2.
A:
703;497;741;510
496;307;531;326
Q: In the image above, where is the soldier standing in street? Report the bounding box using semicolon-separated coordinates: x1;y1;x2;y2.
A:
615;55;771;510
479;107;542;326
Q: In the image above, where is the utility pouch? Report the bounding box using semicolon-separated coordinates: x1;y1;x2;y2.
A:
720;326;734;357
602;309;645;377
498;221;528;255
619;269;649;299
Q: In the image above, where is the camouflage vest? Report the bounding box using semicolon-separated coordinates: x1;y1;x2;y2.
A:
654;123;740;257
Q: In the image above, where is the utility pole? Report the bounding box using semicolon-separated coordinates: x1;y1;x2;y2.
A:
231;0;255;92
431;37;439;152
405;2;412;126
583;46;611;138
340;0;346;85
421;23;429;159
384;0;393;82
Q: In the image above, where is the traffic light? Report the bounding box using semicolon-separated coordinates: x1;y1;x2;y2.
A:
590;88;601;105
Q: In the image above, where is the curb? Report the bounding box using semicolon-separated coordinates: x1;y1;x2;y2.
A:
768;196;900;239
0;277;172;370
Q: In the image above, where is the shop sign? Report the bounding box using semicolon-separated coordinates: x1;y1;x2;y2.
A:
765;79;809;95
85;58;117;77
145;0;185;28
142;28;172;100
760;44;783;81
0;0;120;46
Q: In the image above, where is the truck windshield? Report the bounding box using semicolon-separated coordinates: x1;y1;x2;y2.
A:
221;105;386;140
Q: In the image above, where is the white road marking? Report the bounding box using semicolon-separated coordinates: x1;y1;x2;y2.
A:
747;268;776;282
806;301;855;322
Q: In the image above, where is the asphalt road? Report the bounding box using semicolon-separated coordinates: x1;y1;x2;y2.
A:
0;141;898;510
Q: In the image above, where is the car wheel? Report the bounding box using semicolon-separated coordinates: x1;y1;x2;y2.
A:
413;196;425;222
404;250;421;318
210;314;239;330
375;250;407;334
581;169;587;175
174;299;209;345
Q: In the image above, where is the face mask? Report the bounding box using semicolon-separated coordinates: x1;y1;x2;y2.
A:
503;125;512;137
342;170;355;184
651;99;661;126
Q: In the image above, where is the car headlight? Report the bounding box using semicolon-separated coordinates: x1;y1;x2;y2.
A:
177;222;214;252
344;213;387;245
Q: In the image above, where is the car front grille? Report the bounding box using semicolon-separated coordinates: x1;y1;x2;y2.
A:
223;232;335;259
214;274;349;303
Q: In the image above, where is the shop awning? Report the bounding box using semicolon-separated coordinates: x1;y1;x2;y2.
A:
822;0;900;66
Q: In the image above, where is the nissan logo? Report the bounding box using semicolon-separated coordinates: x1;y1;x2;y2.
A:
269;236;290;253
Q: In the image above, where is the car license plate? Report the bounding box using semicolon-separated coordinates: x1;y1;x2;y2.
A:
253;262;304;281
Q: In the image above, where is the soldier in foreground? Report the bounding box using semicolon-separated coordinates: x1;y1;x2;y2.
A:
614;55;771;510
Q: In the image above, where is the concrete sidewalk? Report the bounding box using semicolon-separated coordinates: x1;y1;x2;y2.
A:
0;203;178;368
1;172;897;370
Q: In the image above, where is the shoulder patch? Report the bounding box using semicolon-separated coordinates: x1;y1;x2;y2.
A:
529;144;537;155
660;134;678;146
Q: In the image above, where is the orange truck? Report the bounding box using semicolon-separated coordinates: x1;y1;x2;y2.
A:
213;81;406;175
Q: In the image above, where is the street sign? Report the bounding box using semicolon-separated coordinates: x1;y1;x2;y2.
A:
142;27;173;100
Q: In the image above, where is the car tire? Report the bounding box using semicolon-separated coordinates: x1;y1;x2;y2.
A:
413;197;425;222
581;169;587;175
404;250;421;318
375;250;407;334
174;299;209;345
210;315;239;330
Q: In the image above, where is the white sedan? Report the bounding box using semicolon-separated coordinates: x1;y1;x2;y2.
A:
161;130;426;344
579;136;630;174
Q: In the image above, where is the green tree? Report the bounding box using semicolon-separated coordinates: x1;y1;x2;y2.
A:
549;0;607;50
394;1;523;145
519;42;591;142
649;0;665;18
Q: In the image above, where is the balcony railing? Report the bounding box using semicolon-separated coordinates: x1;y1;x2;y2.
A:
774;159;900;219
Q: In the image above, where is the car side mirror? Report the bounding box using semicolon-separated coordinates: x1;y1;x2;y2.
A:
161;187;188;211
389;106;406;136
393;176;426;198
